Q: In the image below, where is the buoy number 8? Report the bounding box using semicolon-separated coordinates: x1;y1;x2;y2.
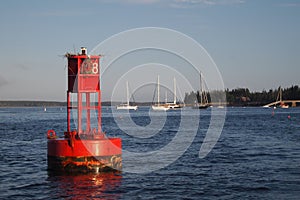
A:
92;63;98;74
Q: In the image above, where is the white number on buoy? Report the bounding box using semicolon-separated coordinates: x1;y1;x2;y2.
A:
92;63;98;74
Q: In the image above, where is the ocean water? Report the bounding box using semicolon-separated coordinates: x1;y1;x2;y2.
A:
1;106;300;199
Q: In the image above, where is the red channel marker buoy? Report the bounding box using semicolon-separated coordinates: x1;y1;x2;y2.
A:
47;47;122;173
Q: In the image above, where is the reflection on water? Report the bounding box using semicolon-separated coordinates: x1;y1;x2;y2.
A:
47;172;122;199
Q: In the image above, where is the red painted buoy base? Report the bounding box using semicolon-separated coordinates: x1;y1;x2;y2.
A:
47;137;122;173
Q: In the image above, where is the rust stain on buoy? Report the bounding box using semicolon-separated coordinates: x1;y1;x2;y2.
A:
47;47;122;173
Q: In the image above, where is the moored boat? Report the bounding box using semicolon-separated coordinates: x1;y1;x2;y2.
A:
116;81;138;110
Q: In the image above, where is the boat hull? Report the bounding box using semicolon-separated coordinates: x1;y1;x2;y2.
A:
116;105;138;110
167;103;183;109
152;105;170;111
192;104;209;109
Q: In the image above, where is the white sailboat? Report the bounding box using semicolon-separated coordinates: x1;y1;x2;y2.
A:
166;77;182;109
116;81;138;110
152;75;170;111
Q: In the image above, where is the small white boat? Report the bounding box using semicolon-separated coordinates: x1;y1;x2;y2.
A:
116;81;138;110
152;76;183;111
152;104;170;111
117;104;138;110
152;75;170;111
167;77;182;110
160;78;183;110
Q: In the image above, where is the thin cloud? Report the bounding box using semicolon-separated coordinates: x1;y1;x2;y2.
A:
277;2;300;7
97;0;160;4
35;10;91;17
174;0;245;6
125;0;160;4
97;0;245;6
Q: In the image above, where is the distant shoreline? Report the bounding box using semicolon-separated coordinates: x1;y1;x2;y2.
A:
0;101;150;107
2;86;299;108
0;101;66;108
1;100;297;108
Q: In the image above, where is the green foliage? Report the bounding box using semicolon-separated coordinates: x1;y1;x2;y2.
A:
184;85;300;106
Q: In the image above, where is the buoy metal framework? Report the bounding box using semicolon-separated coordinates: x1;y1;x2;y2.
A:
47;47;122;173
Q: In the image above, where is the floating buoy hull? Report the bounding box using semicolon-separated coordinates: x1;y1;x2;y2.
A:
47;49;122;174
47;138;122;173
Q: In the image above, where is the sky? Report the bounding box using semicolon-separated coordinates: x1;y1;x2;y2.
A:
0;0;299;101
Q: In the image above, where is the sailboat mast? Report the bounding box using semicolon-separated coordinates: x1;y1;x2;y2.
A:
200;72;203;105
165;91;168;103
157;75;160;105
173;77;176;104
126;81;129;106
280;87;283;102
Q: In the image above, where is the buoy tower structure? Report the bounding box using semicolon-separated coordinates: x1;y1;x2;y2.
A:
47;47;122;173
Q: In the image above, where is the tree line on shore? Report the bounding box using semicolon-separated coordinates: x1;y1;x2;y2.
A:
184;85;300;106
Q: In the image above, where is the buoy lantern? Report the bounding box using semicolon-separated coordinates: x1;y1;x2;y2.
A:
47;47;122;173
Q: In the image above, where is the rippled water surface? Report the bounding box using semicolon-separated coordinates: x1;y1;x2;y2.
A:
1;107;300;199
